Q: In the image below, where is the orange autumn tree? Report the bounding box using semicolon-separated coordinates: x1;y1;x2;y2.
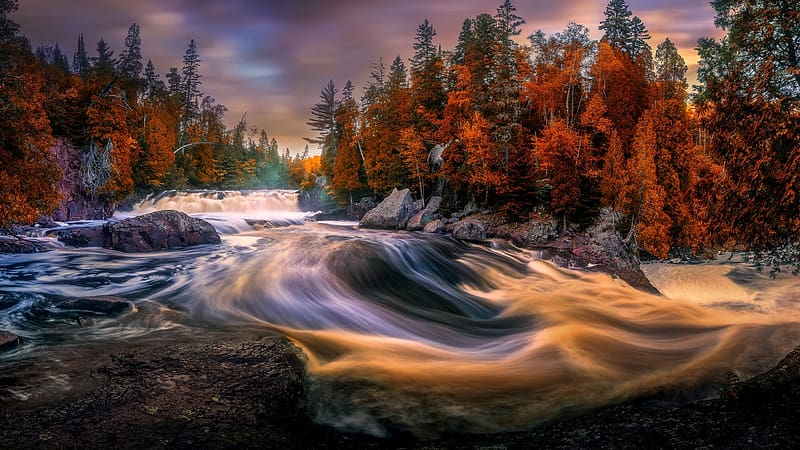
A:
462;111;504;204
331;82;368;204
0;46;62;229
136;103;178;188
533;120;590;230
288;155;322;191
361;56;413;196
398;128;430;200
85;94;138;200
626;117;671;258
436;64;475;195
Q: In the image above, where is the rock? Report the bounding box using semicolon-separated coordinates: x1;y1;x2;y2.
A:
510;219;560;247
423;219;445;234
359;188;418;230
426;196;442;213
453;218;486;242
554;208;656;293
107;210;220;252
55;296;134;315
0;330;21;352
54;226;108;248
0;236;51;254
462;201;479;217
406;209;438;231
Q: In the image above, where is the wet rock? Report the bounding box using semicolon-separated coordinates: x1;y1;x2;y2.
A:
453;218;486;242
550;208;656;293
406;209;438;231
359;188;418;230
0;237;52;254
107;210;220;252
423;219;445;234
0;330;21;352
55;296;133;315
406;196;445;231
54;226;108;248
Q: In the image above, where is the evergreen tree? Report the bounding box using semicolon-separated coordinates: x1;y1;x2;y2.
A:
599;0;632;51
166;67;182;97
144;59;165;99
494;0;525;46
599;0;650;61
72;33;90;77
305;79;338;179
118;23;143;81
654;37;687;100
410;19;446;136
181;39;202;119
92;38;115;75
0;0;20;45
361;58;386;108
411;19;437;73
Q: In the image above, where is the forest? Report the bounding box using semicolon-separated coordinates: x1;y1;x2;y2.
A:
306;0;799;261
0;0;322;228
1;0;799;261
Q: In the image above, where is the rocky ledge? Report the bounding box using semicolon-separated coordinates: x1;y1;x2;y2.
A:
0;337;798;449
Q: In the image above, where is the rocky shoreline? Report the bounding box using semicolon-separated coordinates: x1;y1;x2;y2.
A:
0;336;798;449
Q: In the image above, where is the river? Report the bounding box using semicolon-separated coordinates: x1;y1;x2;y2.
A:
1;189;799;437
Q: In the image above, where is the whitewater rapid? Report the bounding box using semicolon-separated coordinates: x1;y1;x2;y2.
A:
1;189;799;437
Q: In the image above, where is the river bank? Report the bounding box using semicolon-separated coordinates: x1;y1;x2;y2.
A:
0;335;798;449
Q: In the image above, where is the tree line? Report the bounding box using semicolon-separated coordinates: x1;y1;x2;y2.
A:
0;0;321;229
307;0;799;261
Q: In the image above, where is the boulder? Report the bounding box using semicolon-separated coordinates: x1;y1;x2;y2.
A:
423;219;445;234
359;189;418;230
55;226;108;248
406;209;438;231
55;296;134;315
551;208;657;293
0;330;21;352
425;196;442;213
453;218;486;242
107;210;220;252
0;236;51;254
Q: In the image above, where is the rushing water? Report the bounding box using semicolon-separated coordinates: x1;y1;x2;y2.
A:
1;189;800;437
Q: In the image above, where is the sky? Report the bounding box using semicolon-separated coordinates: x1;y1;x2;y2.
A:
14;0;723;155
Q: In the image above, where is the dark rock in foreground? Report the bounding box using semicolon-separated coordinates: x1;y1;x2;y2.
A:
360;189;418;230
55;296;133;315
0;336;799;449
0;237;51;254
108;210;221;252
0;331;21;352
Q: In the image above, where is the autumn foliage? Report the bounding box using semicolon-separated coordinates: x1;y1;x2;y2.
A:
1;7;314;228
306;0;799;260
